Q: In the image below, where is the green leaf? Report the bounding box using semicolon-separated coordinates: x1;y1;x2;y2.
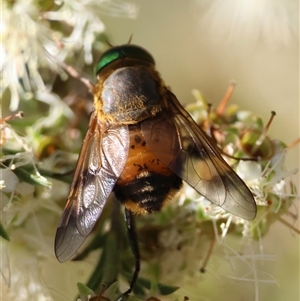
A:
122;273;179;296
13;167;52;187
137;277;179;296
101;232;120;287
85;249;106;292
77;282;96;300
0;222;10;241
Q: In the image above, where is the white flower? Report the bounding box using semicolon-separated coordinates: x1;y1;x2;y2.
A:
196;0;297;46
1;0;137;111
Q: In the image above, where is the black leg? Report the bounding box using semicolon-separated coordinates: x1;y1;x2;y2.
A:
119;208;141;299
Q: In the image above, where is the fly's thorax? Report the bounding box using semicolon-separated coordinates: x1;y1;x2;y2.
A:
94;61;167;124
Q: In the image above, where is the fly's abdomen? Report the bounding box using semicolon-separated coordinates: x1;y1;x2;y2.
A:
114;124;182;214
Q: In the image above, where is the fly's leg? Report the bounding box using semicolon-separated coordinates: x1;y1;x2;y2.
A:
118;208;141;300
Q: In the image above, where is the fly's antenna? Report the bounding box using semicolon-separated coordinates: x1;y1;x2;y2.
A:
104;35;133;48
105;37;114;48
127;34;133;44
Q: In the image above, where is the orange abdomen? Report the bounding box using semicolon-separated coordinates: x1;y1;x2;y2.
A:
114;124;182;215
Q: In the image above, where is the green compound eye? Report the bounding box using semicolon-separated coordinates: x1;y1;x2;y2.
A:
96;45;155;75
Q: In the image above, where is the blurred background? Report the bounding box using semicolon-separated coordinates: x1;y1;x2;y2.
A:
100;0;299;172
81;1;300;300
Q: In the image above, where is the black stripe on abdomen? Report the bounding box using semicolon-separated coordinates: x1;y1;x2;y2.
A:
114;171;182;213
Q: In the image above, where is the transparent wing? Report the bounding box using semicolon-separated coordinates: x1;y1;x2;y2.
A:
141;92;256;219
55;114;129;262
